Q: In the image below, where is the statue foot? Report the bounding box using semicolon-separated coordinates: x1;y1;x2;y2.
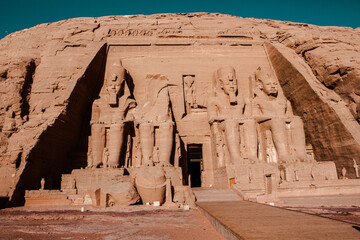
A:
279;156;294;164
233;157;246;165
297;155;314;163
159;162;172;167
107;164;119;169
144;161;154;167
248;157;259;164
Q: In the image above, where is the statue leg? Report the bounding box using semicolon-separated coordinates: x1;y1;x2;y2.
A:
107;123;125;168
139;122;154;166
212;123;225;168
91;123;105;168
159;122;173;167
270;119;292;163
290;117;309;162
223;120;243;164
243;119;258;163
86;136;93;168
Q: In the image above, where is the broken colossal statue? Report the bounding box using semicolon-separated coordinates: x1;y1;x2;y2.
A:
136;74;174;167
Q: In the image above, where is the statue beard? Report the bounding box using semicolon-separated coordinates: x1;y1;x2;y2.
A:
267;91;278;98
229;91;237;105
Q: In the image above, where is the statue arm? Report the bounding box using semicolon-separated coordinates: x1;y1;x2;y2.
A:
244;98;252;117
252;98;262;116
238;94;245;112
285;100;294;118
207;98;219;124
252;98;271;122
90;100;101;122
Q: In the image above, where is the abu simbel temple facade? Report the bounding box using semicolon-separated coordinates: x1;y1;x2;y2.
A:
0;13;360;207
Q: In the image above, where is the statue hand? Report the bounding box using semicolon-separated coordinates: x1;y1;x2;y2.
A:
209;116;223;124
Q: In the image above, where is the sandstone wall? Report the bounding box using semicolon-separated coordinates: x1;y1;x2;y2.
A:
0;13;359;205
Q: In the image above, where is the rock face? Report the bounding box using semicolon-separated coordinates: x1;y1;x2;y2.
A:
0;13;359;206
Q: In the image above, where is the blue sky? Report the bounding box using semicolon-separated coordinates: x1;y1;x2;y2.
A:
1;0;359;39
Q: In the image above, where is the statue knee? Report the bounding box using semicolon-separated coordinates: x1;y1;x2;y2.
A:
139;122;152;130
159;121;173;131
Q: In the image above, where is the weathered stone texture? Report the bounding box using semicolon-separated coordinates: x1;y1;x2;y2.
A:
266;42;360;177
0;13;359;205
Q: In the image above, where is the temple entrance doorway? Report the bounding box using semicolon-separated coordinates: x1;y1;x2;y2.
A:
187;144;203;187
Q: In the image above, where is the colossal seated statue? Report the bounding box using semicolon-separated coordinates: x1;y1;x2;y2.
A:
136;74;174;167
88;60;136;168
252;67;309;163
207;66;258;165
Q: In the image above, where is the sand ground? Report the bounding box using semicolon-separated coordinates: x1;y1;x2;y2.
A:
0;206;225;240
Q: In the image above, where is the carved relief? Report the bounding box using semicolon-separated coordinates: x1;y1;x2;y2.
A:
109;29;154;37
108;28;183;37
183;75;197;115
217;29;253;39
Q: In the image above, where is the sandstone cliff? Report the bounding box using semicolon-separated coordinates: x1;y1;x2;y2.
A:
0;13;359;205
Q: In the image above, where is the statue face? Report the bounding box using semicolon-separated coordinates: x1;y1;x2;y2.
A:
256;71;278;96
262;78;278;96
105;60;126;98
107;73;124;96
184;76;194;87
218;69;237;96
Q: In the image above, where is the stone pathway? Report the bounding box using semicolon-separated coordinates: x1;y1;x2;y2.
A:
195;189;360;239
192;188;243;202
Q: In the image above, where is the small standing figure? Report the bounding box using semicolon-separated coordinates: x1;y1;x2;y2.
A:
183;75;197;114
40;178;45;190
71;178;77;189
103;148;109;168
341;167;348;179
353;159;359;178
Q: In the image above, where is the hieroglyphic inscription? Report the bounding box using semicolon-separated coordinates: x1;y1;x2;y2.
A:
109;28;183;37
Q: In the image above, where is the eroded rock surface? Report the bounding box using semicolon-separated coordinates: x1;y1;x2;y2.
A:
0;13;359;205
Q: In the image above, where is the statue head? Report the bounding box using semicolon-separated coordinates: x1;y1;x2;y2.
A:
255;67;278;97
184;75;194;88
105;60;126;106
214;66;238;104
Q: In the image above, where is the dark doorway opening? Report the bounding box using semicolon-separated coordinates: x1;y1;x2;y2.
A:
187;144;203;187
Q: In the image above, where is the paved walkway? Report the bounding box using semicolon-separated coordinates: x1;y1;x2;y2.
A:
192;189;243;202
197;200;360;240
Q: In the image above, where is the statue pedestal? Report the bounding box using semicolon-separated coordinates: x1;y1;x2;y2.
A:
25;168;140;208
222;161;339;198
